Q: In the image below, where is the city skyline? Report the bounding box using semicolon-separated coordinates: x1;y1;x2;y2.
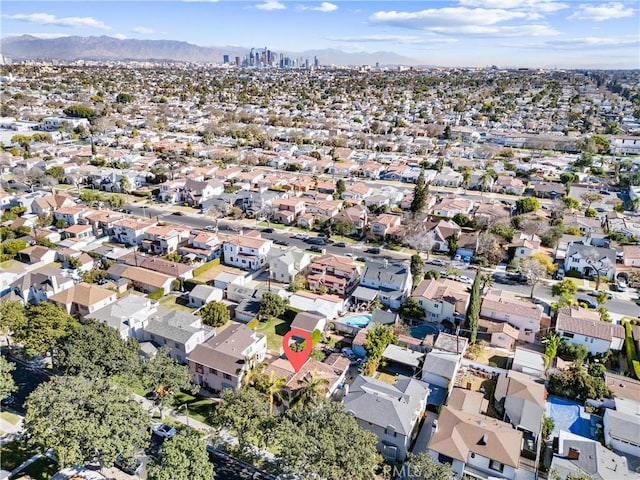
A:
1;0;639;68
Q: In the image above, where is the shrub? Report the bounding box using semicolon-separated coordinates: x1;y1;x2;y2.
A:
148;289;164;300
131;190;152;198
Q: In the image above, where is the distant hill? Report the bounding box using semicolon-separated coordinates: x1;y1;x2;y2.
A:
0;35;417;66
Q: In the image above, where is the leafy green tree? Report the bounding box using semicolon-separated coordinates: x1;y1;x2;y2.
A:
254;370;288;414
107;194;124;207
147;431;214;480
0;356;16;400
542;416;555;441
446;233;459;258
465;272;481;344
399;297;425;322
55;319;139;378
515;197;540;214
332;217;355;236
199;301;230;327
63;105;95;119
404;452;455;480
0;300;26;345
210;387;275;457
290;370;330;408
563;195;581;209
116;93;135;104
25;376;149;468
364;323;397;360
0;239;27;260
13;303;76;358
410;254;424;286
489;223;515;242
548;364;612;401
82;269;108;284
142;347;195;418
275;399;379;480
411;169;427;214
335;178;346;197
542;332;562;371
259;292;287;320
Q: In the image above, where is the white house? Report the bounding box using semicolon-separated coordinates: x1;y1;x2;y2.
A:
555;306;625;355
223;231;273;271
480;290;544;343
268;247;311;284
563;244;616;280
188;285;224;308
603;399;640;457
356;260;412;309
111;218;157;247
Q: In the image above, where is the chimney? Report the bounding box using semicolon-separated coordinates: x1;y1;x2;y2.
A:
567;448;580;460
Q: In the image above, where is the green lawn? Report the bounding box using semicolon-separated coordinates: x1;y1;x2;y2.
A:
192;258;221;277
159;294;195;312
170;391;216;425
257;221;287;230
0;410;20;425
256;317;292;352
0;440;58;480
376;371;398;385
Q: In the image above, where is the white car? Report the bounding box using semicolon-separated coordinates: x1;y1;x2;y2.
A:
291;233;309;240
153;423;177;439
457;275;472;284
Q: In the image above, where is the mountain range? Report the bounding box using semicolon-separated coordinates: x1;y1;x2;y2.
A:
0;35;418;66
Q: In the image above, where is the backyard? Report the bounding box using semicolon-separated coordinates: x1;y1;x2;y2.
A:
255;317;292;352
169;391;217;424
0;440;58;480
159;294;196;312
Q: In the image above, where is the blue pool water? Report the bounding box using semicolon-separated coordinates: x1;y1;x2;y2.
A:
547;395;595;439
410;324;440;339
342;314;372;328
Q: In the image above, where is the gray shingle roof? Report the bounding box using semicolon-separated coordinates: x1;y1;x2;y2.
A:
145;306;202;344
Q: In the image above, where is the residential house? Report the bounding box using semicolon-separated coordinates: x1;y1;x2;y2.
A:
603;399;640;457
290;311;327;335
10;267;74;305
306;253;360;297
63;224;94;241
508;232;542;260
473;201;512;226
555;306;625;355
287;290;344;320
16;245;56;266
355;260;412;309
622;245;640;267
272;197;306;225
223;231;273;271
564;244;616;280
493;175;526;195
563;213;602;236
511;346;546;378
551;429;635;480
332;205;367;237
107;263;174;295
428;388;523;479
119;254;195;281
343;375;429;462
187;322;267;391
85;210;125;238
141;225;191;255
431;197;475;218
267;247;311;284
369;213;402;239
480;290;545;343
178;232;222;261
53;206;90;226
89;294;158;340
144;307;214;364
179;178;224;208
188;284;224;308
494;370;546;452
30;193;75;215
421;349;463;396
48;282;117;318
533;182;564;199
433;167;463;187
111;218;157;247
424;219;462;253
412;278;469;323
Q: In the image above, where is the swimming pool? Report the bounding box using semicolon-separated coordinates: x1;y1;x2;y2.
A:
410;324;440;340
547;395;596;440
342;314;372;328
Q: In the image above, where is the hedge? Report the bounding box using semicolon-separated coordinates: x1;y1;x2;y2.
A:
148;289;164;300
131;190;152;198
624;322;639;379
183;279;204;292
192;258;220;277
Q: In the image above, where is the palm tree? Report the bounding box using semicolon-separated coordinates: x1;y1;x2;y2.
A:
291;370;330;408
542;332;562;375
462;167;472;192
261;370;288;414
479;171;493;195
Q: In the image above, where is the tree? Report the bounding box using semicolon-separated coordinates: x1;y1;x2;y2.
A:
476;233;505;265
275;399;379;480
406;227;436;260
332;217;355;236
0;300;25;346
0;356;16;401
291;369;330;408
479;171;493;193
25;376;149;468
581;192;602;209
255;370;289;414
542;332;562;372
211;388;274;457
364;323;397;360
552;278;578;298
404;452;455;479
399;297;425;323
199;301;230;327
335;178;345;197
142;347;195;418
119;176;131;193
55;319;139;378
63;105;95;119
530;252;557;276
288;275;306;292
515;197;540;215
542;416;555;441
410;254;424;286
446;233;459;258
411;169;427;214
582;247;610;290
12;303;76;358
465;272;482;344
13;167;56;193
259;292;286;320
147;432;214;480
519;256;548;299
157;151;188;180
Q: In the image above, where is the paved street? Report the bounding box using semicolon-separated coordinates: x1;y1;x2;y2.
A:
4;350;52;414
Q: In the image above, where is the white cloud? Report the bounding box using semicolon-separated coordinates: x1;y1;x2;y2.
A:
112;33;128;40
325;34;458;45
255;0;286;10
369;7;535;29
2;12;110;30
459;0;568;12
298;2;338;12
4;32;71;39
568;2;635;21
510;35;640;49
132;26;155;34
428;24;560;36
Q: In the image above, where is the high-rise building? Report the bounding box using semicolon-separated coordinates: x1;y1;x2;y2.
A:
235;56;241;67
223;54;230;64
314;56;319;68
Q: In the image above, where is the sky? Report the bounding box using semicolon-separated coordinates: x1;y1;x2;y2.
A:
1;0;639;68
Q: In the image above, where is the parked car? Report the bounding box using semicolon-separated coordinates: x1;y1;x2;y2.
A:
274;239;289;246
341;347;356;361
291;233;308;240
457;275;472;284
171;211;184;216
114;455;143;476
261;227;274;233
429;259;445;266
588;290;613;300
365;247;380;254
308;246;325;254
577;297;598;309
307;237;326;245
152;423;177;439
335;242;347;248
616;280;628;292
203;225;217;231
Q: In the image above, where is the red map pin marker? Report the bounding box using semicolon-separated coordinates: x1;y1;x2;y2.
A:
282;329;313;373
